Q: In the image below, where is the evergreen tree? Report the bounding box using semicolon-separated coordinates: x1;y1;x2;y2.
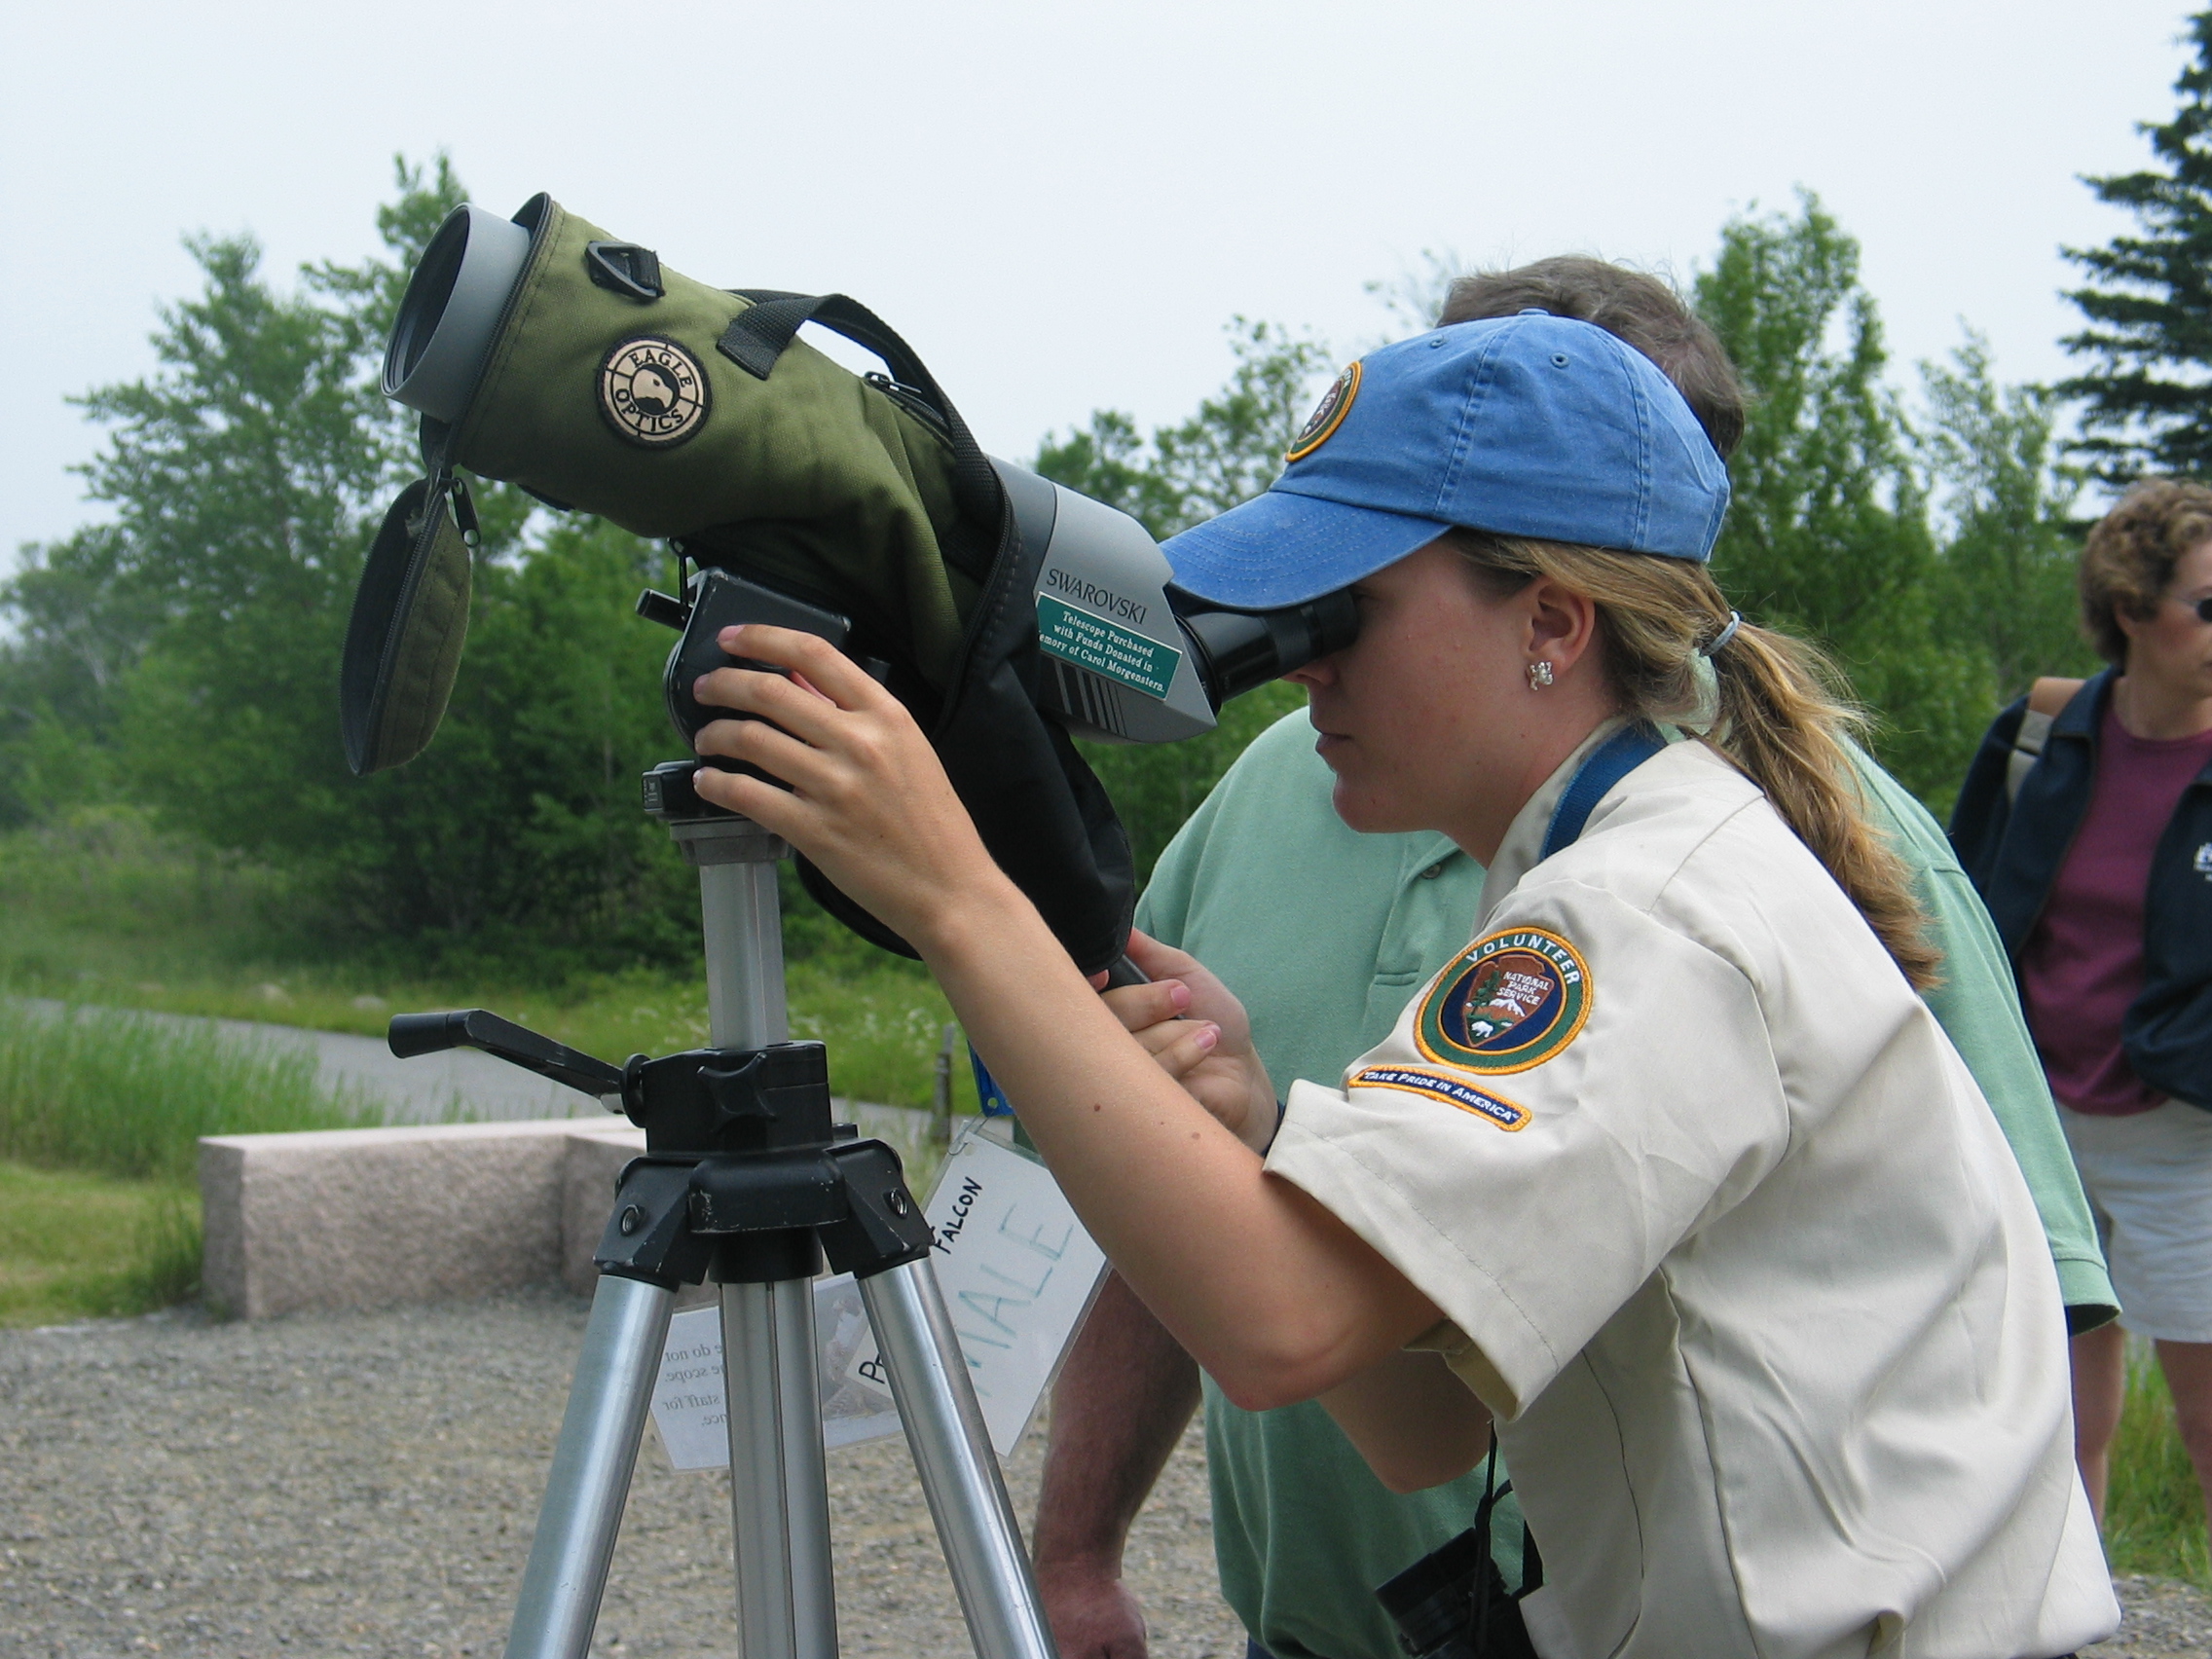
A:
2058;9;2212;484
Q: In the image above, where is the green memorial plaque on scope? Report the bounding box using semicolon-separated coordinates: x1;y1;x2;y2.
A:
1036;596;1182;701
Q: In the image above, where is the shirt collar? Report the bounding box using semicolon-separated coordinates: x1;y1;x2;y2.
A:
1473;718;1628;933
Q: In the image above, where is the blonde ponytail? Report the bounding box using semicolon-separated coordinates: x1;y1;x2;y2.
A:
1449;532;1941;991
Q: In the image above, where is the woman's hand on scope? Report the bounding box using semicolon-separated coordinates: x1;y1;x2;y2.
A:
1102;930;1278;1154
687;624;1012;950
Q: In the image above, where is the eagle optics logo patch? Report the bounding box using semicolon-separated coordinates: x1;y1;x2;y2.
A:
1284;360;1362;461
599;336;710;448
1350;1065;1530;1131
1416;927;1591;1074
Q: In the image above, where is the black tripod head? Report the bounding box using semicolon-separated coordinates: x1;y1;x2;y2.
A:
389;1007;933;1290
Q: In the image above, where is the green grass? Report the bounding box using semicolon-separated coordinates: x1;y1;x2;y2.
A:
0;1000;367;1182
0;813;977;1324
0;997;360;1324
0;1161;202;1327
0;809;977;1113
2107;1342;2212;1586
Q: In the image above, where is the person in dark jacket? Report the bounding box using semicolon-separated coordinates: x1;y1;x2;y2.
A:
1952;477;2212;1530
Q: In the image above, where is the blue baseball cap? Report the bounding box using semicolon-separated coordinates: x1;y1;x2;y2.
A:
1160;313;1731;609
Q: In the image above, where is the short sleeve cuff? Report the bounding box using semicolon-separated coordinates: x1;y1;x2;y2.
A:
1265;1084;1564;1419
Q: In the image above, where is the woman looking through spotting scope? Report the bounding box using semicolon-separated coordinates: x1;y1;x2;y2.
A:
679;315;2119;1657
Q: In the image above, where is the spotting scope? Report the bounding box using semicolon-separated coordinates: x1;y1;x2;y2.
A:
342;195;1356;973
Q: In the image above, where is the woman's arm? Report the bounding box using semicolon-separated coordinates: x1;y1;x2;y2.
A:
688;626;1443;1408
1317;1351;1493;1494
1099;937;1499;1488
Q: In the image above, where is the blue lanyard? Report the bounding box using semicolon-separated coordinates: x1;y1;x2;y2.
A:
1540;725;1666;859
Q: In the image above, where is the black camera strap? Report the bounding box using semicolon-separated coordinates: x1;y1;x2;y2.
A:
1469;1431;1542;1656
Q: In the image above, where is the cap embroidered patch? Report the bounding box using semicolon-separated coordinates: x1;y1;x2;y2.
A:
1284;360;1362;462
1416;927;1590;1074
599;336;711;447
1349;1065;1530;1131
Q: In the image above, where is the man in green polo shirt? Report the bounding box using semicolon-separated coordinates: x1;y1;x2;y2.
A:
1029;261;2114;1659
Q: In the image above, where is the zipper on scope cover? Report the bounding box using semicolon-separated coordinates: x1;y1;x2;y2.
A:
865;371;951;439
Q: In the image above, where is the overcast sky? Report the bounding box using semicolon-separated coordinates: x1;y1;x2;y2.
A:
0;0;2196;563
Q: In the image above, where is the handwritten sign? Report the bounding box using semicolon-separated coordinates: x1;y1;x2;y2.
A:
648;1118;1107;1467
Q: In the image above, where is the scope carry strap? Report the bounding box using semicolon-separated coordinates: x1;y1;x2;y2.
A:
719;291;1001;581
715;289;1137;977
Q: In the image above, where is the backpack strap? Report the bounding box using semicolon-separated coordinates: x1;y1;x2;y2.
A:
2006;678;2085;806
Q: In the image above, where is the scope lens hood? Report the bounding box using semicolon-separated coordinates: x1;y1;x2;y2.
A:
384;203;534;423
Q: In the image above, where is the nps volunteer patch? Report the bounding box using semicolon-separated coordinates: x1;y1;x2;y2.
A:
1416;927;1591;1074
1284;360;1361;461
1349;1065;1530;1131
599;336;711;448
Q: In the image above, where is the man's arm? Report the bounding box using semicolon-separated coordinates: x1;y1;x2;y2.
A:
1033;1272;1204;1659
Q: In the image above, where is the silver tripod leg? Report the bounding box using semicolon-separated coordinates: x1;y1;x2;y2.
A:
862;1259;1059;1659
673;811;1058;1659
722;1277;839;1659
686;822;837;1658
504;1272;677;1659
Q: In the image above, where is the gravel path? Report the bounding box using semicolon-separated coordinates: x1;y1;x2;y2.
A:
1;1290;2202;1659
0;1291;1237;1658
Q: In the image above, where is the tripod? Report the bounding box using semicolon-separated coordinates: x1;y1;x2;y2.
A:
389;761;1059;1659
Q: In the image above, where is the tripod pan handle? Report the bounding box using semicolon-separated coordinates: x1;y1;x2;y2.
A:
388;1009;629;1103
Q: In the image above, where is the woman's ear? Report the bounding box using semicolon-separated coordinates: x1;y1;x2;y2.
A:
1524;577;1601;676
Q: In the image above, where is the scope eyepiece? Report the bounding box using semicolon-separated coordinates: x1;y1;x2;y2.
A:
1174;588;1360;711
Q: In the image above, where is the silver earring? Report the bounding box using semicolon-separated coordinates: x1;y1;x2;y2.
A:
1527;659;1555;690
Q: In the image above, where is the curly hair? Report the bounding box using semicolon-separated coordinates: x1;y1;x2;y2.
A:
2080;479;2212;663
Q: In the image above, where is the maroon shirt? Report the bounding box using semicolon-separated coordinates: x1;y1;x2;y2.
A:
2020;703;2212;1116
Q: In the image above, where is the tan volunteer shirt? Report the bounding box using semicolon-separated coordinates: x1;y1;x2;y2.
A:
1268;733;2115;1659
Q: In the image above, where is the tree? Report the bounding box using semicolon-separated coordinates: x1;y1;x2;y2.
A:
0;158;704;973
1693;195;1986;806
0;197;417;828
1035;319;1335;876
2059;9;2212;484
1037;318;1335;541
1917;336;2098;703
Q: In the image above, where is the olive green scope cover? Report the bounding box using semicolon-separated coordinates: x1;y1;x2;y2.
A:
343;196;1135;973
341;478;471;777
452;198;980;691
